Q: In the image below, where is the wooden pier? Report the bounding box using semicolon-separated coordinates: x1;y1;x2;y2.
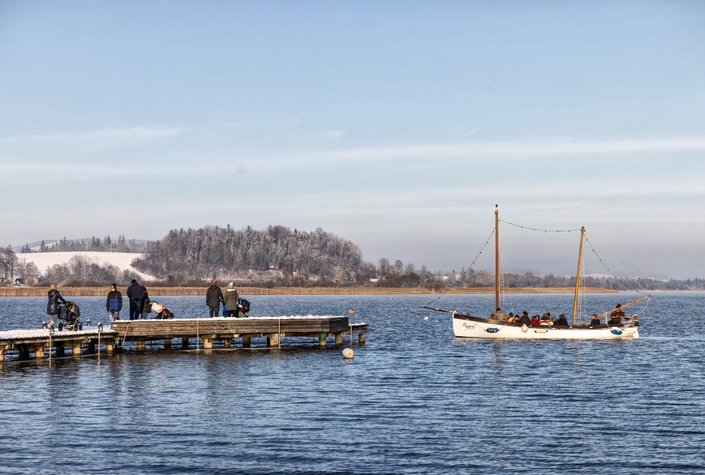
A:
0;316;367;361
0;327;117;360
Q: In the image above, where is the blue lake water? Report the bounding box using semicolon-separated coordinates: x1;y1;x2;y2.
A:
1;292;704;474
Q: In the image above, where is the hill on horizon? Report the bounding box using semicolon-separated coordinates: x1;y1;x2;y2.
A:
8;225;705;289
11;225;378;285
16;251;153;282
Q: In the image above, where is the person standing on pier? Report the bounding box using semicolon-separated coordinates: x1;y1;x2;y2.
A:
206;279;224;317
140;285;151;319
127;279;145;320
47;283;67;320
106;283;123;321
223;282;240;318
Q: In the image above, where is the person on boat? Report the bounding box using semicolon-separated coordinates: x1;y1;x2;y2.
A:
506;312;517;323
47;283;67;319
554;314;569;328
590;314;602;327
608;303;626;325
518;311;531;326
539;312;553;326
530;315;541;327
494;308;508;321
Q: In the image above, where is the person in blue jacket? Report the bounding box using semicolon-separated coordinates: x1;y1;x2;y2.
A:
106;283;123;321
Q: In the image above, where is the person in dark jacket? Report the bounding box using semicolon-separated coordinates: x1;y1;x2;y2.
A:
206;280;224;317
590;314;602;327
126;279;145;320
106;283;123;321
554;313;569;328
608;303;626;325
518;311;531;326
47;283;67;318
140;285;150;319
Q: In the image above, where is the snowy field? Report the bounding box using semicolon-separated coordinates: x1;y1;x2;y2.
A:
16;251;154;280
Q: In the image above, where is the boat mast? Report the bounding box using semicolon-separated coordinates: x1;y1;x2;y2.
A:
495;205;500;311
571;226;586;326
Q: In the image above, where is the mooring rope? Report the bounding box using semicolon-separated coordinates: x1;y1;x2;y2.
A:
97;324;102;362
121;322;130;348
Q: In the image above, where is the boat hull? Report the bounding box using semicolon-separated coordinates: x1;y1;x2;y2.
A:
452;313;639;340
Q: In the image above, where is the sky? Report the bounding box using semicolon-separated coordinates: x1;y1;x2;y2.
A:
1;1;704;279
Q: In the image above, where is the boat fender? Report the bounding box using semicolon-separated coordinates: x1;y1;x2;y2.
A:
521;324;528;333
486;327;500;334
611;329;623;335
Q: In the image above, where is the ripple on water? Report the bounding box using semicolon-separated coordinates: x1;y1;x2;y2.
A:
1;293;705;474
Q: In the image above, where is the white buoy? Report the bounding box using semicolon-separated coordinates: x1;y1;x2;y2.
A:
424;316;430;321
342;347;354;359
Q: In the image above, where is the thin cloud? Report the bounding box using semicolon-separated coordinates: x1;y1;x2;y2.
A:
0;160;184;184
259;136;705;168
4;134;705;183
0;126;185;151
126;178;704;220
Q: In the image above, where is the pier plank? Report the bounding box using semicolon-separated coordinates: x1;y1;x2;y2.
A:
111;316;350;339
1;316;367;360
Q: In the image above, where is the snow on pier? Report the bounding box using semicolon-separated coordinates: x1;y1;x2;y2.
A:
0;316;367;360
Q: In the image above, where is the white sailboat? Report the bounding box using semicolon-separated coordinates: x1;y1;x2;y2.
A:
424;206;649;340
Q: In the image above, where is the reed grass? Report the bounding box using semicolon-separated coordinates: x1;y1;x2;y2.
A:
0;286;616;297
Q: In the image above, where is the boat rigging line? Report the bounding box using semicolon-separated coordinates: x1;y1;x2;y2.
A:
582;232;652;316
500;219;581;234
584;233;652;312
423;212;651;320
498;218;642;295
583;233;647;291
423;227;495;309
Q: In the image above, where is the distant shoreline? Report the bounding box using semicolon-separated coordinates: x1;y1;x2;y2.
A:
0;286;618;297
